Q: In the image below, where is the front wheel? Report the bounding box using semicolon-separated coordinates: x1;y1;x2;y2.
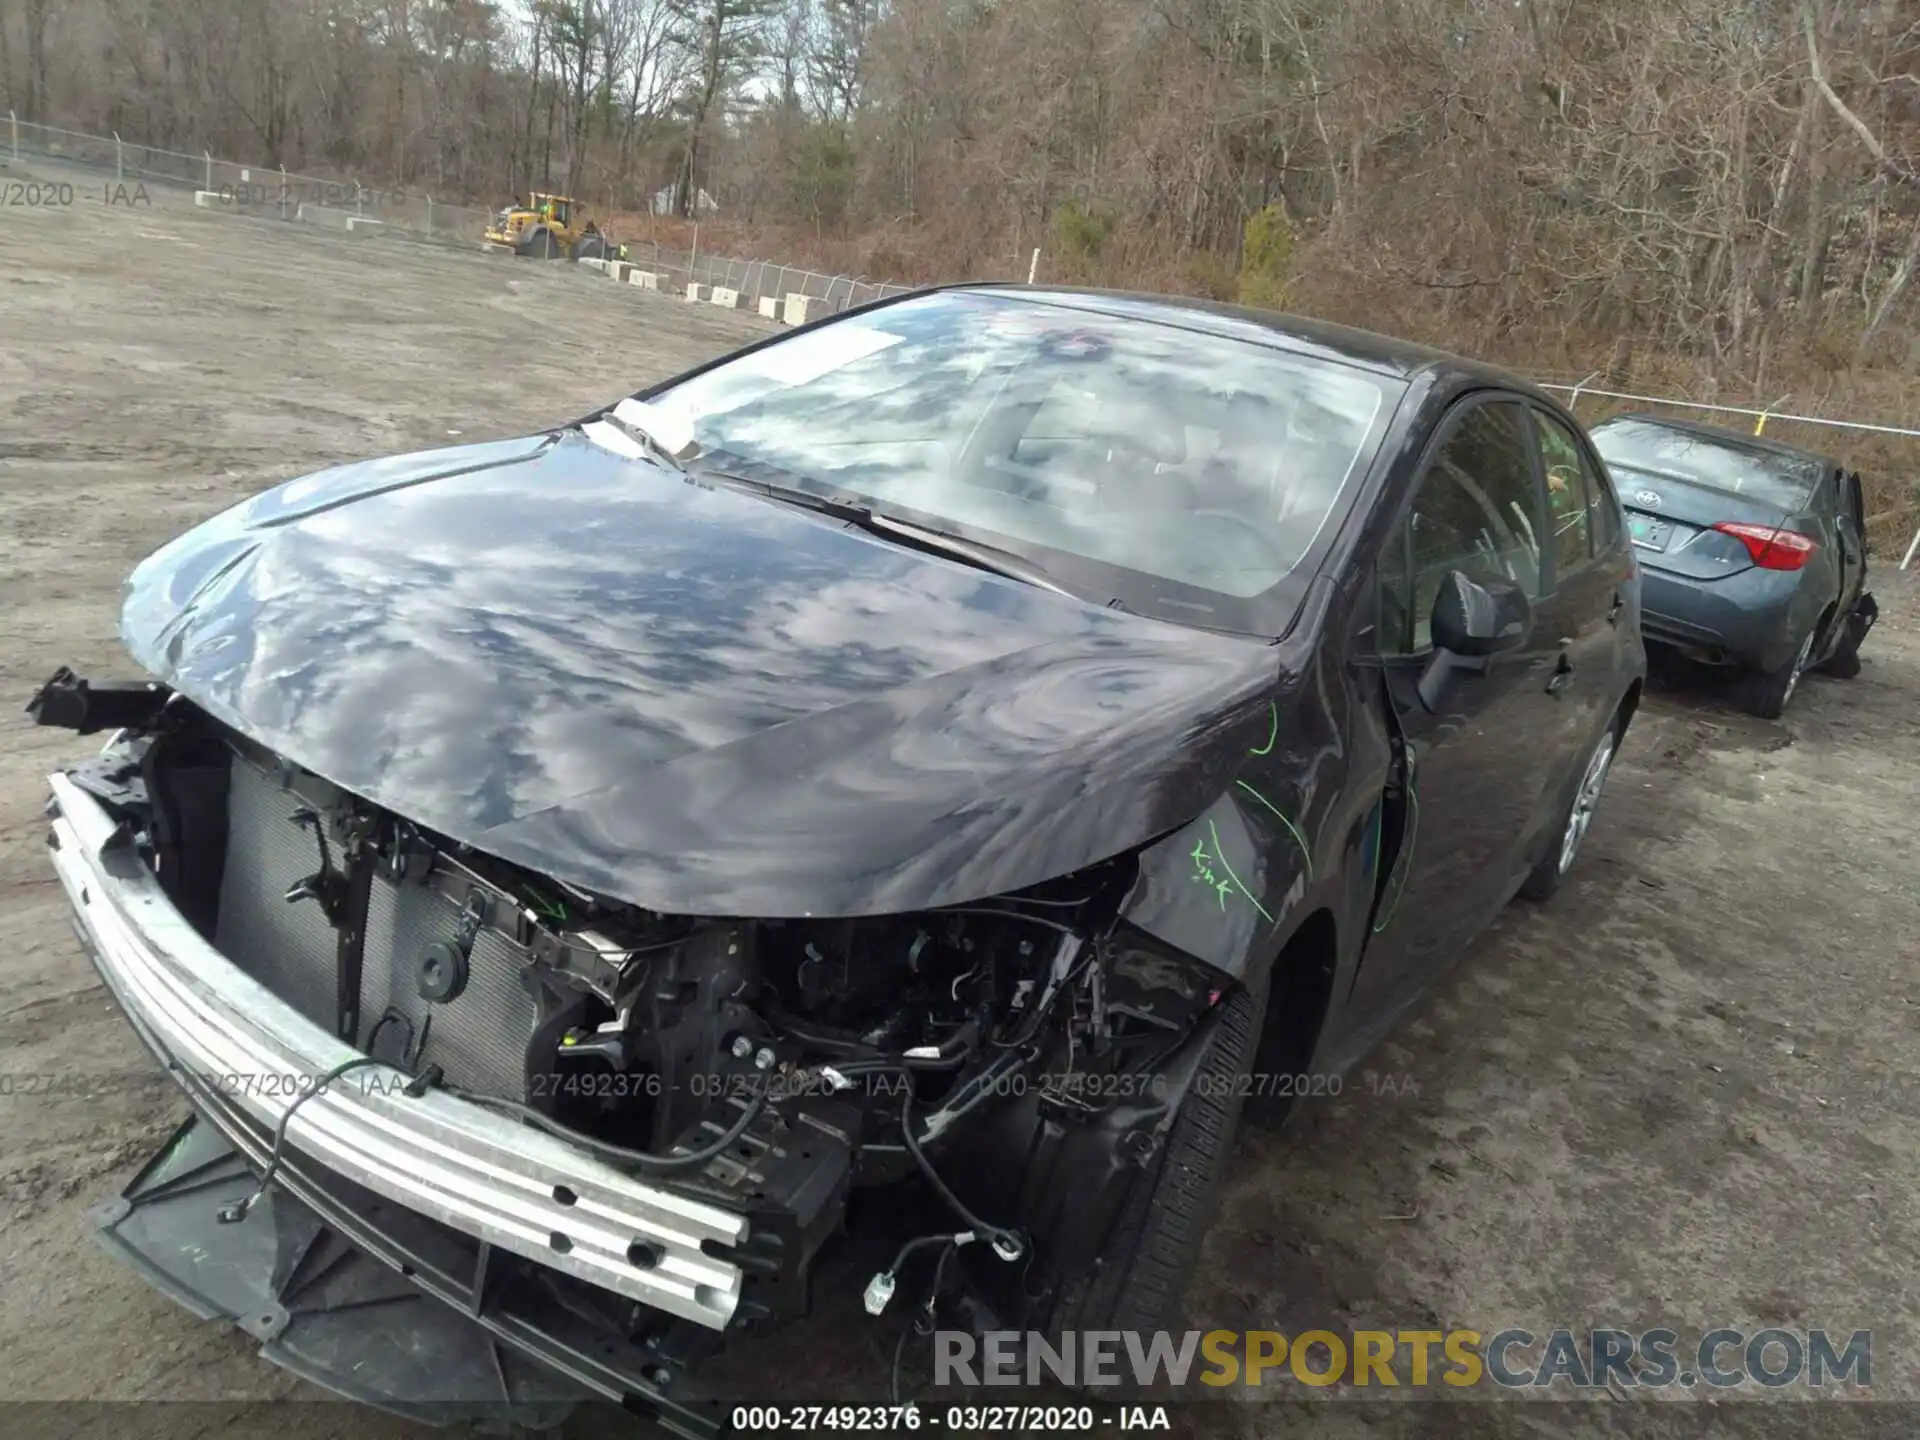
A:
1518;721;1618;902
1041;969;1267;1351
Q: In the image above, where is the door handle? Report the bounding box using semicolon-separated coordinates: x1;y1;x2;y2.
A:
1545;655;1574;694
1607;592;1624;625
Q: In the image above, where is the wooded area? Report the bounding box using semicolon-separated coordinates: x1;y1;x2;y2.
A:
3;0;1917;401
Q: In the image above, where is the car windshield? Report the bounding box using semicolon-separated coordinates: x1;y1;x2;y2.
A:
641;290;1400;633
1592;419;1823;511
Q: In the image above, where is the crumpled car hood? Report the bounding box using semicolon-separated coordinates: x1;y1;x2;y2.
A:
122;432;1284;916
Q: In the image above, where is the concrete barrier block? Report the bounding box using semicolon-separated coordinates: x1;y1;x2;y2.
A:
757;295;782;320
296;204;358;232
608;261;631;283
345;216;384;234
193;190;228;209
628;270;660;290
685;282;709;302
709;286;746;309
782;293;816;326
578;257;603;273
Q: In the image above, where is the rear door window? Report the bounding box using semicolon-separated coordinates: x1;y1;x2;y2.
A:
1534;409;1620;562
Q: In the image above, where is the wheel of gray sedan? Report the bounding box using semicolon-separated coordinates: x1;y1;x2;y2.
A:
1735;628;1815;720
1041;967;1268;1367
1822;617;1864;679
1518;720;1619;902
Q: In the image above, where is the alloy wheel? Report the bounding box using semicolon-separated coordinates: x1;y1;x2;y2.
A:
1781;631;1815;706
1557;732;1616;875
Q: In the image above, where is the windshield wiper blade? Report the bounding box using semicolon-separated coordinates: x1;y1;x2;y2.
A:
694;467;1073;597
864;513;1075;597
693;467;873;523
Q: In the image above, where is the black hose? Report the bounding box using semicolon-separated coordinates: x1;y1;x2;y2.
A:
449;1083;770;1172
824;1030;976;1078
890;1238;963;1405
922;1050;1027;1131
889;1308;917;1405
835;1045;1025;1155
758;1006;883;1058
898;1086;1022;1254
885;1232;956;1278
994;933;1095;1051
217;1054;387;1224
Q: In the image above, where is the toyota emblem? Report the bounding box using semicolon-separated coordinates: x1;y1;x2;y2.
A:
1633;489;1662;508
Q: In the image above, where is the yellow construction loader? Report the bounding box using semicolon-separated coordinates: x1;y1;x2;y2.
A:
482;193;626;262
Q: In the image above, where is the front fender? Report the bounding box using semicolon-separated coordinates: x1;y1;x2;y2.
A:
1116;634;1387;985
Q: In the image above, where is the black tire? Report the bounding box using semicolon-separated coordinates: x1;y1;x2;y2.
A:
1518;717;1621;902
1734;628;1815;719
1042;967;1268;1352
519;228;559;259
1822;614;1864;679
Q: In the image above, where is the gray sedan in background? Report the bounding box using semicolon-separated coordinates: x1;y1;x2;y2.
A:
1588;414;1877;718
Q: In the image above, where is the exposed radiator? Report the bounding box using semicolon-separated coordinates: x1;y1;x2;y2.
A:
214;756;540;1101
214;758;345;1033
358;870;542;1100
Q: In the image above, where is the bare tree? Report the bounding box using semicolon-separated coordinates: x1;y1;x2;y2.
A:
666;0;779;217
1803;1;1919;196
806;0;874;123
19;0;53;121
10;0;1918;384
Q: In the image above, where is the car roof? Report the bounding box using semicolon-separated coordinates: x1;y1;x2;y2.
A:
945;283;1548;395
1590;411;1839;470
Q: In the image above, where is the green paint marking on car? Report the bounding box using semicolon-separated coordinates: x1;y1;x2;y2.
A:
1249;700;1278;757
1202;818;1274;923
1189;836;1235;911
1233;778;1314;882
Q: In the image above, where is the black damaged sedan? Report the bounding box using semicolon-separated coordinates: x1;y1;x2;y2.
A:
33;286;1645;1427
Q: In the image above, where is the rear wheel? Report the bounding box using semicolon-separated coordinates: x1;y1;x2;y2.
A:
1735;629;1814;719
1042;968;1267;1351
1518;720;1618;902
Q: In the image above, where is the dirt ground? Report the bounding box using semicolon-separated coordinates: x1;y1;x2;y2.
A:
1;162;1916;1440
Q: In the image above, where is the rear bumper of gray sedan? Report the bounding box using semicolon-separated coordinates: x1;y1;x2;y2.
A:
1638;567;1804;671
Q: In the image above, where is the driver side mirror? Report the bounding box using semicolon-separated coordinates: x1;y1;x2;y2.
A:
1431;569;1531;656
1418;570;1532;711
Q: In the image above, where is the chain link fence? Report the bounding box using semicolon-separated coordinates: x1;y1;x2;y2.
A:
617;242;917;316
3;115;496;245
3;113;912;315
